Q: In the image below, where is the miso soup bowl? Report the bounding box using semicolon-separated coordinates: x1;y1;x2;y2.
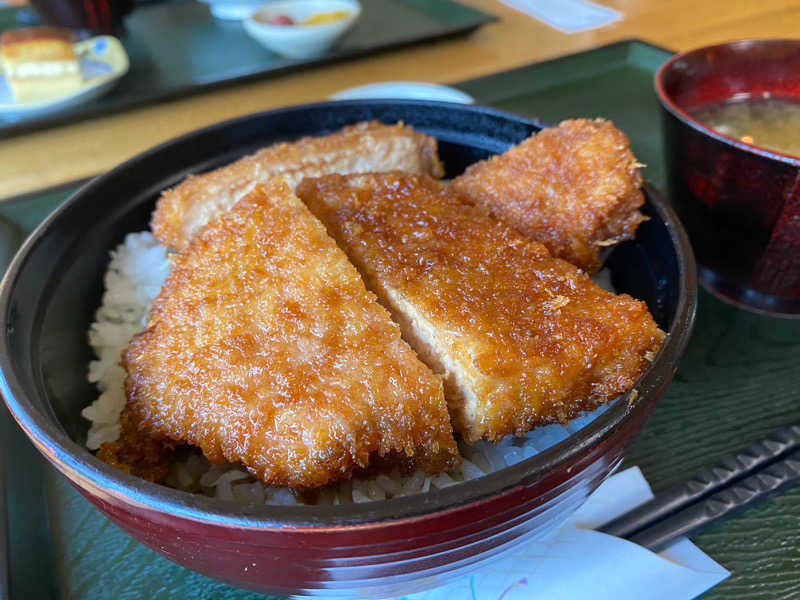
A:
656;39;800;316
0;101;696;597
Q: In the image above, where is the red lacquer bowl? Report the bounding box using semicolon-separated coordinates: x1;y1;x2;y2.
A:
656;39;800;316
0;101;696;597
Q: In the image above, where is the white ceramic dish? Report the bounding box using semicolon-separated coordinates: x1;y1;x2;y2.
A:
244;0;361;59
330;81;474;104
0;36;129;118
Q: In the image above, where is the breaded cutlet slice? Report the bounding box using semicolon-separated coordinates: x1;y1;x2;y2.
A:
97;406;176;483
451;119;647;273
123;179;459;489
297;173;665;443
152;121;445;252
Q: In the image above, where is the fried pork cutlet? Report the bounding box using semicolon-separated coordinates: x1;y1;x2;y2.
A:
151;121;445;252
451;119;647;273
121;178;458;489
297;173;665;443
97;406;176;483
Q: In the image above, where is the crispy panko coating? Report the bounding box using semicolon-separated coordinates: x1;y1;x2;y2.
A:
124;179;458;489
297;173;665;443
152;121;445;252
451;118;647;273
97;406;176;483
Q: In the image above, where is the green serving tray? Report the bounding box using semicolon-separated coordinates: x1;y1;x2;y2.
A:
0;0;495;139
2;39;799;599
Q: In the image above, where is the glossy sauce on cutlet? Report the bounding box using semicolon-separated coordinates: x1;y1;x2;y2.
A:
123;179;458;489
96;407;176;482
298;173;665;442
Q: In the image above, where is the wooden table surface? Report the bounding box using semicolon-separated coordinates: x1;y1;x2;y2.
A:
1;0;798;200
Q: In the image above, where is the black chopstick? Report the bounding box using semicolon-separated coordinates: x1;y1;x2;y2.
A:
628;449;800;552
598;423;800;552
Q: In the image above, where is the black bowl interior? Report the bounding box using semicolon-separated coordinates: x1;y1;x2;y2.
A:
1;100;694;525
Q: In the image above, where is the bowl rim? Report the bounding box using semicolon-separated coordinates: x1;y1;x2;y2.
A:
654;38;800;167
0;99;698;531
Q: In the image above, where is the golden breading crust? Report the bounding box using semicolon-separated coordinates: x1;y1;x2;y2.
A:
297;173;665;444
124;179;458;489
451;119;646;273
97;406;176;483
151;121;445;252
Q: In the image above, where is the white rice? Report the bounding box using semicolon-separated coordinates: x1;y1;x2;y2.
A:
82;232;171;450
84;232;613;505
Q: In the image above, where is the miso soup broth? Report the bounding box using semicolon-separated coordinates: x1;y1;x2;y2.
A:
692;97;800;158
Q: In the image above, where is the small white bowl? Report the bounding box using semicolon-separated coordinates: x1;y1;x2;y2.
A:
244;0;361;59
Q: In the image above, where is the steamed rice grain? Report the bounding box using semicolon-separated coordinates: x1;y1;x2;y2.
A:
83;232;170;450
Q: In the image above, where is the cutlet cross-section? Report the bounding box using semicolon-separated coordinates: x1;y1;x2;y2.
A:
123;179;459;489
152;121;445;252
297;173;665;443
451;119;647;273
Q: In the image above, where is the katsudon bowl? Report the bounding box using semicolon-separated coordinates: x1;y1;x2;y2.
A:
0;100;696;597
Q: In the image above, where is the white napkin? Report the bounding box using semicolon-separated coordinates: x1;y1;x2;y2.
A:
499;0;623;33
402;467;730;600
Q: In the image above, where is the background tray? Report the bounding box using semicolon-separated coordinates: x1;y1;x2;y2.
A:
0;0;495;139
2;40;799;599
